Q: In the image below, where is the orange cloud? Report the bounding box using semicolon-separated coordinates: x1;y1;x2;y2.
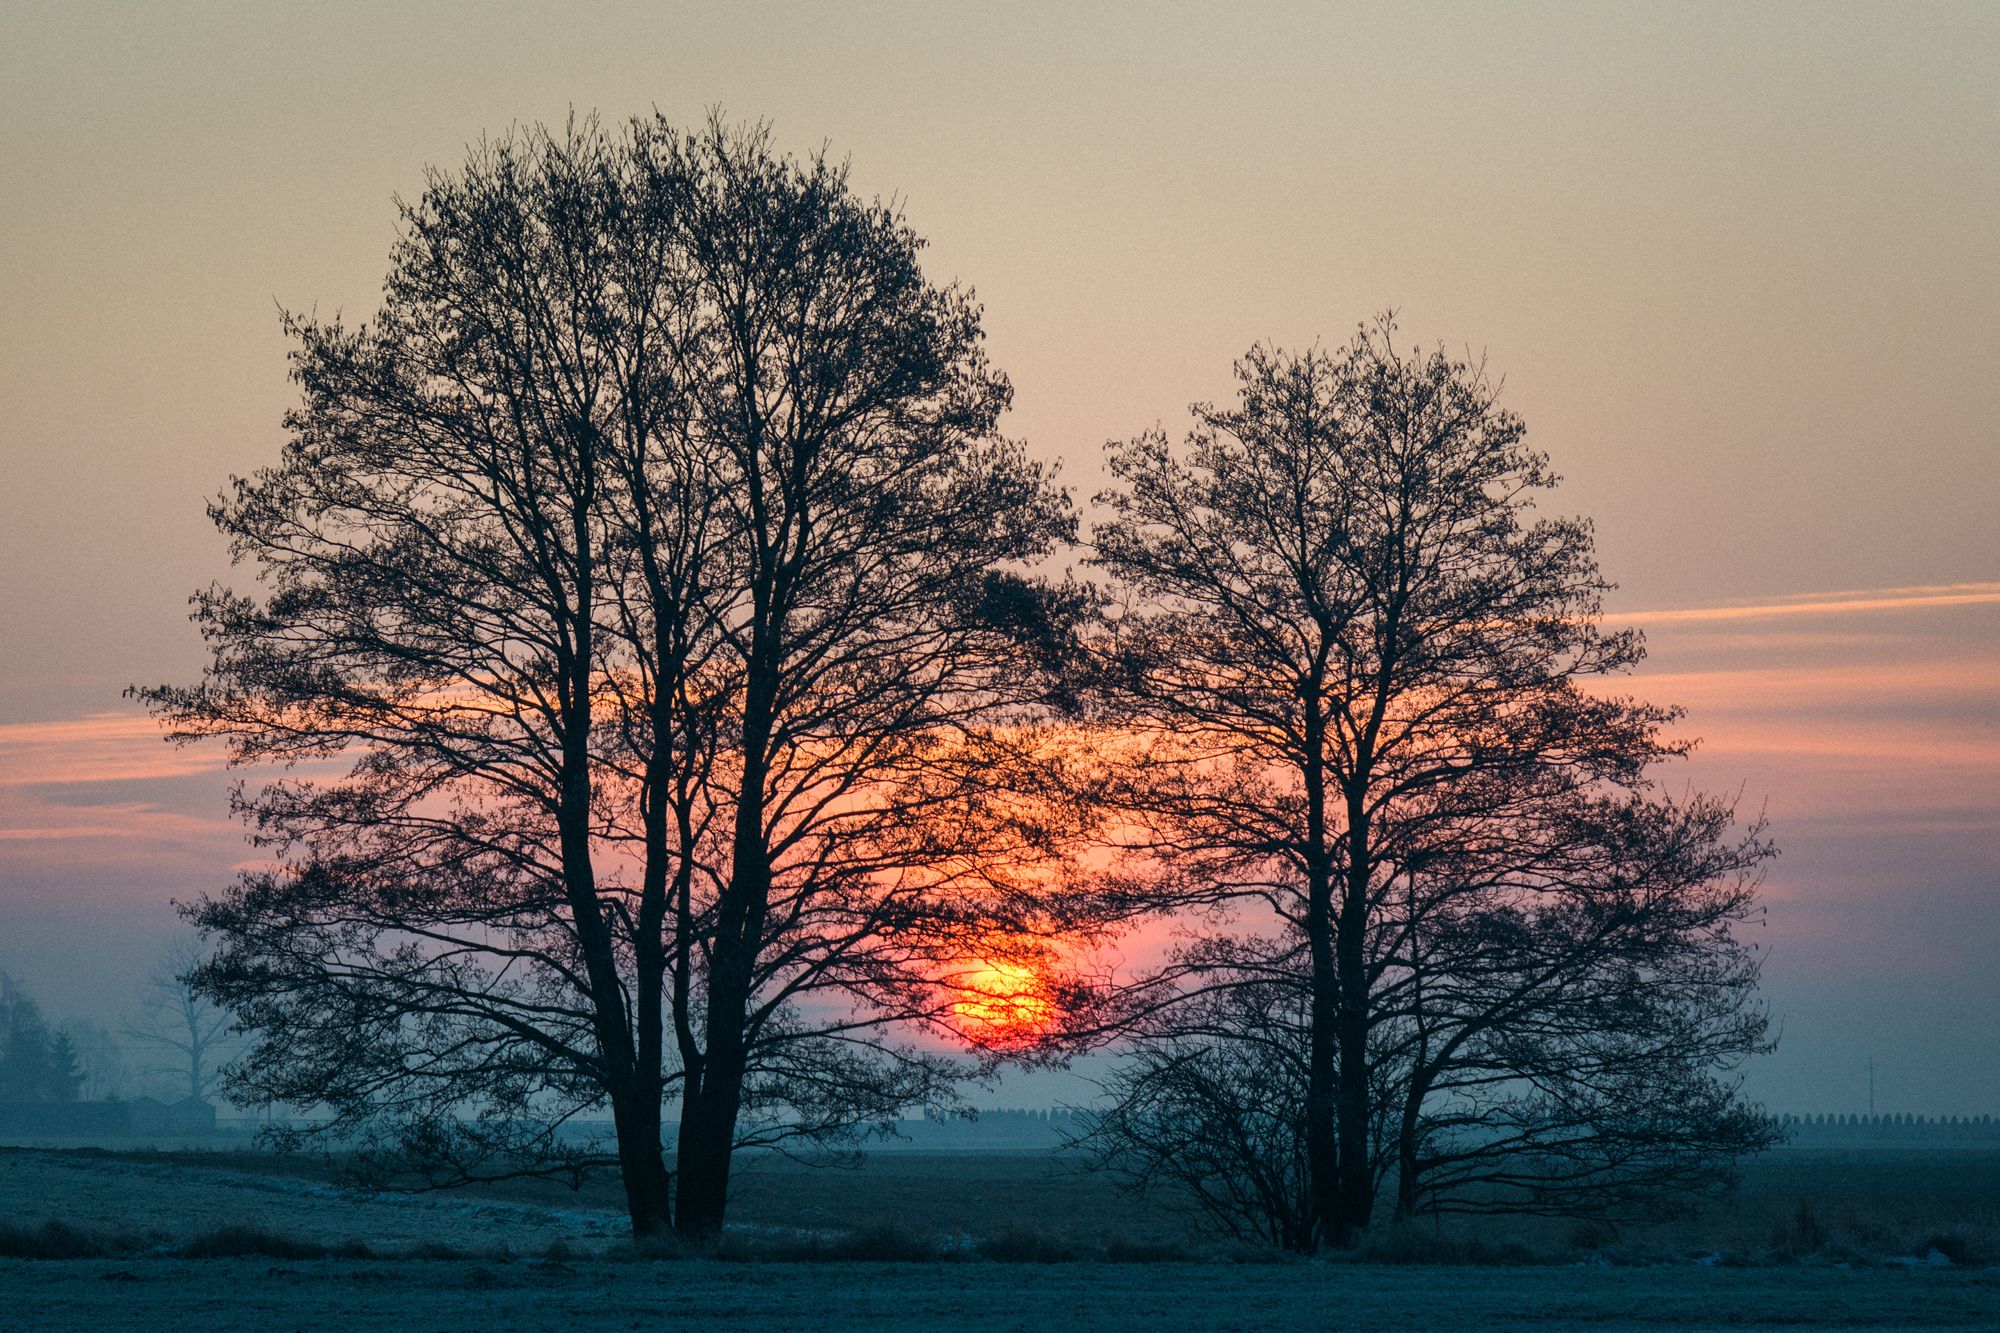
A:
1617;582;2000;625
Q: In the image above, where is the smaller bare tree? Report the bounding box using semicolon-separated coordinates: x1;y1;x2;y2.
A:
1067;973;1318;1252
125;937;237;1103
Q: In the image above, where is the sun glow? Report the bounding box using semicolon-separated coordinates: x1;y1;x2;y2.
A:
948;959;1057;1044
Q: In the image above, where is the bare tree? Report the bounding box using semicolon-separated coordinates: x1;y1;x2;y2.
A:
124;936;236;1102
1082;318;1775;1247
141;115;1087;1238
1373;791;1778;1222
1068;975;1317;1252
653;124;1090;1236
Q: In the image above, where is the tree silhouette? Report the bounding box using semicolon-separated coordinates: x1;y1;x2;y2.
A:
141;115;1086;1238
124;936;237;1102
0;974;83;1104
1080;318;1775;1248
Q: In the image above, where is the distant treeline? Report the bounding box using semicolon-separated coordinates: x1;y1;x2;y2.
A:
1778;1112;2000;1143
0;1096;216;1138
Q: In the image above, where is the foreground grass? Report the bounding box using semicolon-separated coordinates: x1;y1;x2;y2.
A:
4;1146;1998;1330
5;1143;1997;1271
1;1256;1995;1333
3;1212;1990;1274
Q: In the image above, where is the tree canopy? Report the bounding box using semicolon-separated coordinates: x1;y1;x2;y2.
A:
1075;320;1776;1248
143;114;1094;1238
142;116;1774;1251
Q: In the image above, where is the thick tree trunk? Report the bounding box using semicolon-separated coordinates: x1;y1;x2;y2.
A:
1305;913;1343;1248
1300;711;1343;1251
1330;806;1377;1245
674;898;757;1238
672;650;776;1240
673;1071;744;1238
611;1082;674;1238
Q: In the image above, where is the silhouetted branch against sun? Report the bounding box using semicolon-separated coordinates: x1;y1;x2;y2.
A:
136;113;1117;1241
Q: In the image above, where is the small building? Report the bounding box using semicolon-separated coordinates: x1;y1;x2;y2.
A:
126;1096;218;1135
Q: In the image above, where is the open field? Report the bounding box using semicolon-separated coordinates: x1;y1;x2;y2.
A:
2;1258;1997;1333
1;1144;1996;1330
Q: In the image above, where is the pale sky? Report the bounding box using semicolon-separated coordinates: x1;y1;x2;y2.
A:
1;1;1995;1113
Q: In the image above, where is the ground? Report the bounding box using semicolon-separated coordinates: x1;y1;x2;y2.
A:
4;1259;1999;1332
1;1145;1996;1330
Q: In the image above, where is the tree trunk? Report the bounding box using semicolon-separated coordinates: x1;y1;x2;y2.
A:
611;1082;674;1238
1305;916;1343;1248
674;878;758;1239
672;649;777;1240
673;1073;742;1238
1393;1074;1428;1222
1330;805;1377;1245
1300;708;1343;1252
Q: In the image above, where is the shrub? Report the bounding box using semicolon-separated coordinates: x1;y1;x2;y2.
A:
0;1220;116;1259
1919;1232;1985;1267
1768;1199;1829;1257
814;1225;942;1263
1103;1237;1193;1263
978;1229;1079;1263
174;1225;369;1260
1352;1228;1539;1267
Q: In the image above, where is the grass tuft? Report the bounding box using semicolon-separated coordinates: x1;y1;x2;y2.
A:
1917;1232;1984;1267
174;1225;373;1261
1352;1228;1540;1266
0;1220;119;1259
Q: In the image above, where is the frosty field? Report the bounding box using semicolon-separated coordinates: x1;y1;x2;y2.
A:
4;1256;1998;1333
1;1145;1996;1331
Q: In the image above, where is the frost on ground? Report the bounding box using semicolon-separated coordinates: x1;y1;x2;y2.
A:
2;1146;1997;1331
0;1258;1996;1333
0;1148;628;1252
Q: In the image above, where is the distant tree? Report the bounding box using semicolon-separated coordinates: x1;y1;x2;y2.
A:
141;115;1087;1239
0;974;84;1104
124;936;237;1102
63;1019;130;1102
1080;319;1776;1248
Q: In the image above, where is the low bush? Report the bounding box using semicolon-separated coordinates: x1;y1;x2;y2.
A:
1102;1237;1193;1263
1351;1227;1540;1267
978;1228;1080;1263
1917;1232;1985;1267
1767;1198;1830;1256
0;1219;120;1259
174;1225;372;1261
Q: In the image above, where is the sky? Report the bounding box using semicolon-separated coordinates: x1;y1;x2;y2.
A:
1;1;1995;1114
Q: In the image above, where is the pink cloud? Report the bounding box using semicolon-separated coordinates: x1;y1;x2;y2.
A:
0;710;226;786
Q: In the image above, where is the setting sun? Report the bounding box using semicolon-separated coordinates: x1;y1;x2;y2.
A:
948;960;1056;1043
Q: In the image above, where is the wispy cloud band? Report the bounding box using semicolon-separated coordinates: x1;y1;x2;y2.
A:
1617;582;2000;625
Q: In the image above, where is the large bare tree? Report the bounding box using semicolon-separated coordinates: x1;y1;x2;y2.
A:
1082;318;1775;1248
141;115;1085;1238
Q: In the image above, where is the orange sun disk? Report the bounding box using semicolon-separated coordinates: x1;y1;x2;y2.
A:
949;960;1056;1042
